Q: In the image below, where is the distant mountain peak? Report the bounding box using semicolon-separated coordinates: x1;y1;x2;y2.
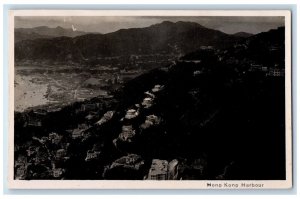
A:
175;21;203;26
14;26;91;42
232;32;253;38
34;26;49;29
149;21;174;28
55;26;65;30
161;21;174;25
152;20;204;28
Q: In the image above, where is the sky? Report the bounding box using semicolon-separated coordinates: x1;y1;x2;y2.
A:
14;16;285;34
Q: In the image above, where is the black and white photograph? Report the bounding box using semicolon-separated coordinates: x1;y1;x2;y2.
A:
8;10;292;189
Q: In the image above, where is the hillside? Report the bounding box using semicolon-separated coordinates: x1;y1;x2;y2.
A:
14;27;286;180
224;27;285;68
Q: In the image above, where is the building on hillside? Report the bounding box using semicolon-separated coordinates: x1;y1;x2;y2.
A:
40;136;48;144
56;149;66;159
118;125;136;142
141;97;154;109
266;68;285;77
140;114;161;130
81;103;98;112
95;111;115;126
52;168;64;178
85;150;101;161
49;132;62;145
151;84;164;93
147;159;168;180
147;159;180;180
15;155;27;168
192;158;206;175
249;63;264;72
15;165;26;179
71;123;90;139
144;91;155;98
110;154;145;170
124;109;139;120
168;159;179;180
72;128;84;139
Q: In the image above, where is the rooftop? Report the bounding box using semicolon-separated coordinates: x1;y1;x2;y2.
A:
149;159;168;176
142;97;154;108
110;154;145;170
125;109;139;119
96;110;115;125
151;84;164;93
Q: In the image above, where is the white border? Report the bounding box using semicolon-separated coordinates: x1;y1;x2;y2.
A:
10;9;292;16
8;10;292;189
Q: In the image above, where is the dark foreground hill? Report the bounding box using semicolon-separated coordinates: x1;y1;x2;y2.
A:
14;27;286;180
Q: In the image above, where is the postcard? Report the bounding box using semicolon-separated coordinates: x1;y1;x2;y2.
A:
8;10;292;189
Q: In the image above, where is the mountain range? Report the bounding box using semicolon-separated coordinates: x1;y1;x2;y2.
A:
15;26;91;43
15;21;245;63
